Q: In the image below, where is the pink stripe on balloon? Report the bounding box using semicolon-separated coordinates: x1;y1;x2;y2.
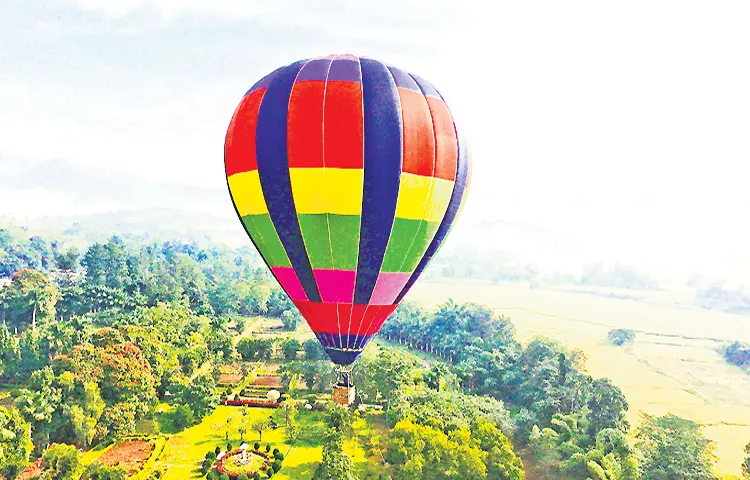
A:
271;267;308;301
313;269;356;303
369;272;411;305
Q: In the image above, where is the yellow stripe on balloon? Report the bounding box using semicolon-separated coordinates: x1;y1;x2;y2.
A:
289;168;363;215
325;168;363;215
425;177;454;222
290;168;326;214
228;170;268;216
394;173;431;220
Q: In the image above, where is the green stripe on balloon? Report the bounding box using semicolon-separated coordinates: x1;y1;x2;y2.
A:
298;214;334;269
328;214;361;271
241;214;291;268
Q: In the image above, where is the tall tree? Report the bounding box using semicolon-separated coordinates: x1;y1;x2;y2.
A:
0;406;33;479
636;413;716;480
1;269;58;331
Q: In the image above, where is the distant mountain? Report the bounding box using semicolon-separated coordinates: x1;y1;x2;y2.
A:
0;155;231;217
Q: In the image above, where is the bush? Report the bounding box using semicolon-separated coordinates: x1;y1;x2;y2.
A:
82;462;128;480
254;442;260;450
206;470;219;480
266;467;274;478
215;445;222;455
238;475;249;480
272;448;279;456
271;460;282;473
227;442;233;452
274;452;284;461
265;444;271;453
220;474;230;480
608;328;636;346
206;450;217;461
202;458;213;475
253;473;262;480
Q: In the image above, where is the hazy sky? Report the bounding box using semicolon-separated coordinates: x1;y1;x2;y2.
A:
1;1;749;279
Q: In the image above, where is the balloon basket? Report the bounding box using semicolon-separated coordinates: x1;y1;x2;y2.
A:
332;384;356;406
332;365;356;406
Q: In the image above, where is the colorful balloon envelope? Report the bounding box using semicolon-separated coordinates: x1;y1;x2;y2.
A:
224;54;471;366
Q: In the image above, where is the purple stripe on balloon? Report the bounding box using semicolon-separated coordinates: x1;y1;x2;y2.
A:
327;58;362;82
296;58;333;82
256;60;322;303
353;58;403;304
246;65;287;95
387;66;421;92
410;74;442;98
313;269;356;303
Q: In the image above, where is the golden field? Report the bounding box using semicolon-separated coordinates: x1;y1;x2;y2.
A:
408;280;750;478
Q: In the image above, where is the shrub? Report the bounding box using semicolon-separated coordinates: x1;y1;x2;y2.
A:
266;467;274;478
219;474;230;480
227;442;233;452
274;452;284;461
265;444;271;453
271;460;282;473
238;475;249;480
253;473;262;480
215;445;222;455
206;470;219;480
272;448;279;456
206;450;217;461
254;442;260;450
608;328;636;346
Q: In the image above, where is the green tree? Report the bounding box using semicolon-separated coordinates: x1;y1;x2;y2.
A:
473;418;525;479
636;413;716;480
81;462;127;480
237;338;275;361
303;339;326;360
41;443;81;480
2;269;58;331
282;339;301;361
55;248;80;273
176;373;219;420
96;403;137;440
0;406;33;479
313;432;359;480
586;378;629;440
252;417;271;442
280;309;301;331
384;419;485;480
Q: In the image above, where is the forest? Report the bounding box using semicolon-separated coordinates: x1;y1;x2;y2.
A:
0;228;747;479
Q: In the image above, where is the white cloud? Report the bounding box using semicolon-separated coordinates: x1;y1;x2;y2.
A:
2;0;750;280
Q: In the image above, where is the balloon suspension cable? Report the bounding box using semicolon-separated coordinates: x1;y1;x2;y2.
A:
335;364;354;388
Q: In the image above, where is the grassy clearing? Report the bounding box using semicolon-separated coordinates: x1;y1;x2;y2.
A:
408;280;750;477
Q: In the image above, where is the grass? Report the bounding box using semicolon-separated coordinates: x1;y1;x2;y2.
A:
155;405;384;479
408;280;750;478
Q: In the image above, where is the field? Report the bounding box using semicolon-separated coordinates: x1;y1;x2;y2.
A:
408;280;750;477
155;405;379;479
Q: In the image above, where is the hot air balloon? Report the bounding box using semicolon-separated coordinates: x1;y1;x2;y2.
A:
224;54;471;404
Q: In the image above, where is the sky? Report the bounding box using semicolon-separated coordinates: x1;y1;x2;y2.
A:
1;1;749;281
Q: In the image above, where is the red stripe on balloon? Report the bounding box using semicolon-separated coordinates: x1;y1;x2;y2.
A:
398;88;436;177
288;80;326;168
225;89;265;176
323;81;364;169
426;97;458;181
